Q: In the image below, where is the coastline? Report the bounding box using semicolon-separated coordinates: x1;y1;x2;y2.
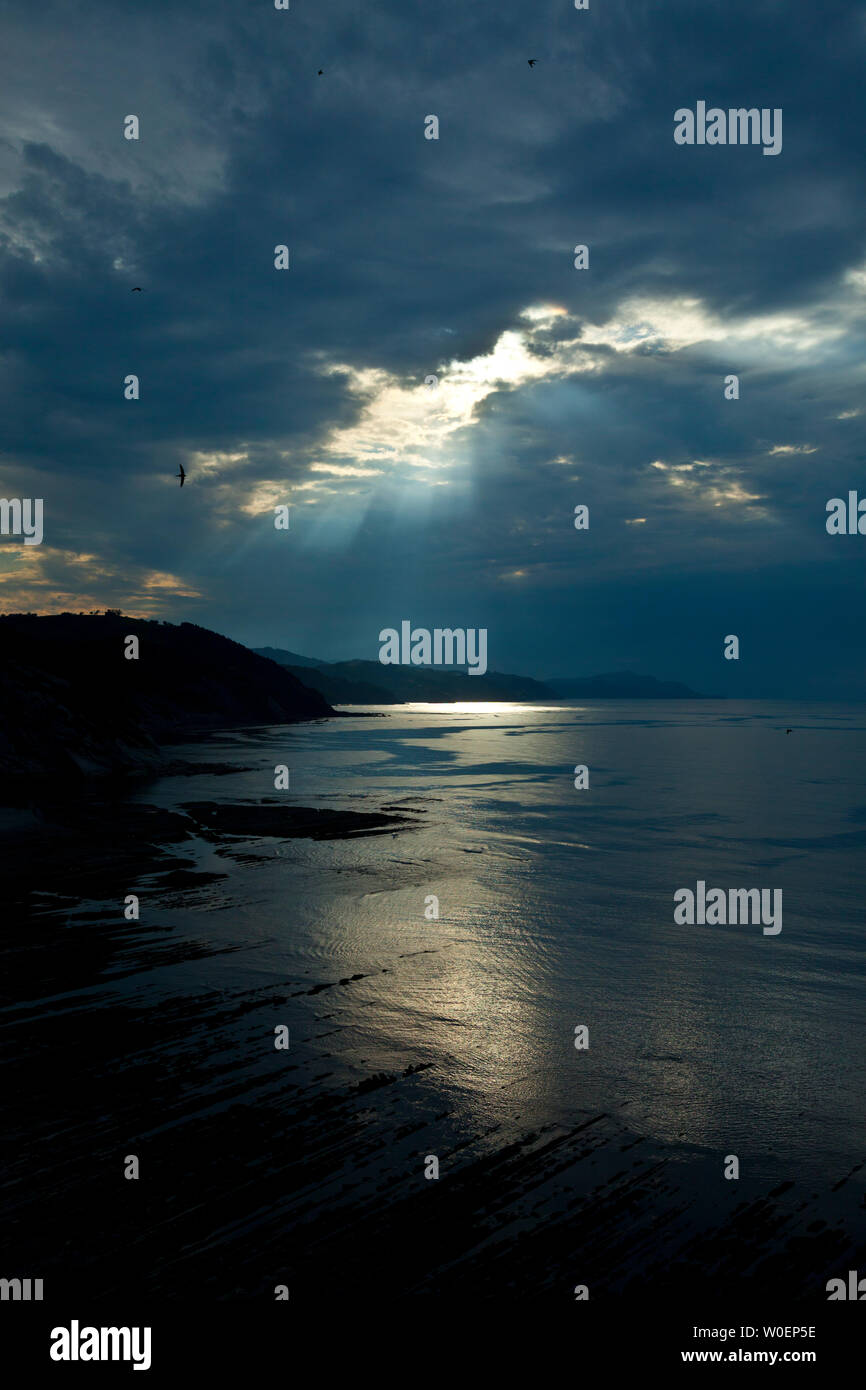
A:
2;712;864;1304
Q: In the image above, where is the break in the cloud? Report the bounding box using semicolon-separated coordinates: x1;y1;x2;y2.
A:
0;0;864;695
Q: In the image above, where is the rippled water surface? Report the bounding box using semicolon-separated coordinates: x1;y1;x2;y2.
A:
4;700;864;1300
138;699;866;1178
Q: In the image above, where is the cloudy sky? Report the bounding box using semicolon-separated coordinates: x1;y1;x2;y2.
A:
1;0;864;695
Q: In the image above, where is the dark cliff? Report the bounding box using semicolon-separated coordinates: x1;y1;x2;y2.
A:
0;613;333;782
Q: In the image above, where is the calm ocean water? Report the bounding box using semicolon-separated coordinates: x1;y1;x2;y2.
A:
132;699;866;1188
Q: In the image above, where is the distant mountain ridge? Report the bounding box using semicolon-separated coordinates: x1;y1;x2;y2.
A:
255;647;707;703
257;647;324;669
255;647;552;703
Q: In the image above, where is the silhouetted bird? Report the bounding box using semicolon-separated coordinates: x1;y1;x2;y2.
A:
131;287;142;292
528;59;537;67
318;69;323;76
177;466;186;488
786;728;792;734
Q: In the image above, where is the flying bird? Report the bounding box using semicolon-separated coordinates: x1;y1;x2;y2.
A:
318;69;323;76
528;59;537;67
131;287;142;292
786;728;792;734
177;465;186;488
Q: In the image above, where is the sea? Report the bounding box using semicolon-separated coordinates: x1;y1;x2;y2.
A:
132;699;866;1180
4;699;865;1300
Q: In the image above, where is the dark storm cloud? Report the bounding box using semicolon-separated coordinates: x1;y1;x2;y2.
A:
0;0;864;693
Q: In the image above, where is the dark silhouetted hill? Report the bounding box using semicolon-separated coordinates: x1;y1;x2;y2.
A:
0;613;333;782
